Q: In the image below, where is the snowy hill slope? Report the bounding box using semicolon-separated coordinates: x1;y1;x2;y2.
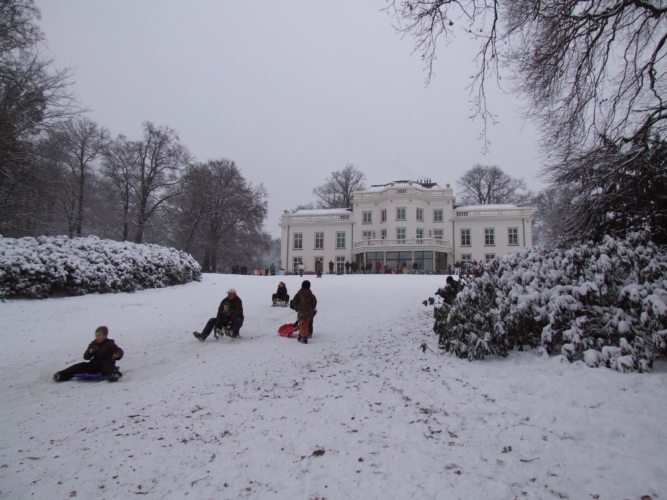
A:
1;274;666;499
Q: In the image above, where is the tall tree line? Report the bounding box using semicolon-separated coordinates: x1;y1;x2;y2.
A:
0;0;269;269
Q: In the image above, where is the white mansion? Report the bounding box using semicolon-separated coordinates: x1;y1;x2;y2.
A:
280;180;533;273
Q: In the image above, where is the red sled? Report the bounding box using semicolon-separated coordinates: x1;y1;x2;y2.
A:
278;323;299;338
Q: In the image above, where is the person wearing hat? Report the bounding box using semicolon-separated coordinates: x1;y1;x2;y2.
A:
193;288;244;341
291;280;317;344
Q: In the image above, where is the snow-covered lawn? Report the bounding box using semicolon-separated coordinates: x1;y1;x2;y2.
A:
1;274;665;499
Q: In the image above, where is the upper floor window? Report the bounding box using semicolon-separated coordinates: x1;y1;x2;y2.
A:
396;207;406;220
416;228;424;239
362;230;372;240
416;208;424;221
381;229;387;239
381;209;387;222
485;228;495;246
363;211;372;224
460;228;471;247
396;228;406;240
433;229;443;240
293;233;303;249
433;209;443;222
315;232;324;249
508;227;519;245
336;231;346;249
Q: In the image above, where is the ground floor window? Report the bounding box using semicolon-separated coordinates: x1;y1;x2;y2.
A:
292;257;302;272
435;252;448;272
414;251;433;271
485;253;495;261
386;251;412;272
461;254;472;262
336;256;345;273
365;251;384;265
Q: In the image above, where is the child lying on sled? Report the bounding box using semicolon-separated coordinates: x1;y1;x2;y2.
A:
53;326;124;383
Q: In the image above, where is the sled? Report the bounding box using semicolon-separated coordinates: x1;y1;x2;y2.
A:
278;323;300;338
73;367;121;381
73;373;106;381
214;327;233;339
272;299;289;307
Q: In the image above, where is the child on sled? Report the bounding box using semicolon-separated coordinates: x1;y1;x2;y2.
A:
53;326;124;382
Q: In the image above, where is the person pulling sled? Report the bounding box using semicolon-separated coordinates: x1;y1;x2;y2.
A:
291;280;317;344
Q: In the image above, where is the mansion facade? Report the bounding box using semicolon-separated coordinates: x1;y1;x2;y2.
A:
280;180;533;273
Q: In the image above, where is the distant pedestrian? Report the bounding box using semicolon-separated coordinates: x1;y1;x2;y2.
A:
298;262;305;277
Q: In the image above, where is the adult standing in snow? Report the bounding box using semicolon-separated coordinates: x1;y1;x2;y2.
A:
345;260;350;274
193;288;244;341
298;262;305;277
328;260;334;274
270;263;276;276
375;260;382;274
292;280;317;344
454;261;460;276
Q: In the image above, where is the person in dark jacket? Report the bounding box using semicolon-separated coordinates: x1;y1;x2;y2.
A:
193;288;244;341
328;260;334;274
292;280;317;344
272;282;289;305
53;326;123;382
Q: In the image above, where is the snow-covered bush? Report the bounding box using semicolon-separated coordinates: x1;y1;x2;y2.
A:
433;233;667;372
0;235;201;299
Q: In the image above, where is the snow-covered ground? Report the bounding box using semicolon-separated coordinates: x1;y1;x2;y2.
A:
1;274;666;499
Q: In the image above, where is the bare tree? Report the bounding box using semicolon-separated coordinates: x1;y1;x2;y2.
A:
312;163;366;209
290;202;316;213
46;118;109;236
456;164;529;205
101;135;137;240
387;0;667;159
531;185;577;249
0;0;77;236
172;159;268;272
131;122;190;243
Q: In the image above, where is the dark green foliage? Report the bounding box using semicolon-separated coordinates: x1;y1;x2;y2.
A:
431;233;667;372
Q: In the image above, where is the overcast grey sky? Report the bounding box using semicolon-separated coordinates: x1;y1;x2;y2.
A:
36;1;543;238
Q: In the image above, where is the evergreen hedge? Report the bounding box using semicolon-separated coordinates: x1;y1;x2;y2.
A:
0;235;201;299
432;233;667;372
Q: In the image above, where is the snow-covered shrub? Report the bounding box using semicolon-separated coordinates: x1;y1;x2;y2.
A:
433;233;667;372
0;235;201;299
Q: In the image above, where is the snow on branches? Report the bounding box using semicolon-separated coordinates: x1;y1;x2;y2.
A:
433;233;667;372
0;235;201;299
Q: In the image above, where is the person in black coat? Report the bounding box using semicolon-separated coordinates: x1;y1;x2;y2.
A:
194;288;244;341
272;282;290;304
53;326;124;382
